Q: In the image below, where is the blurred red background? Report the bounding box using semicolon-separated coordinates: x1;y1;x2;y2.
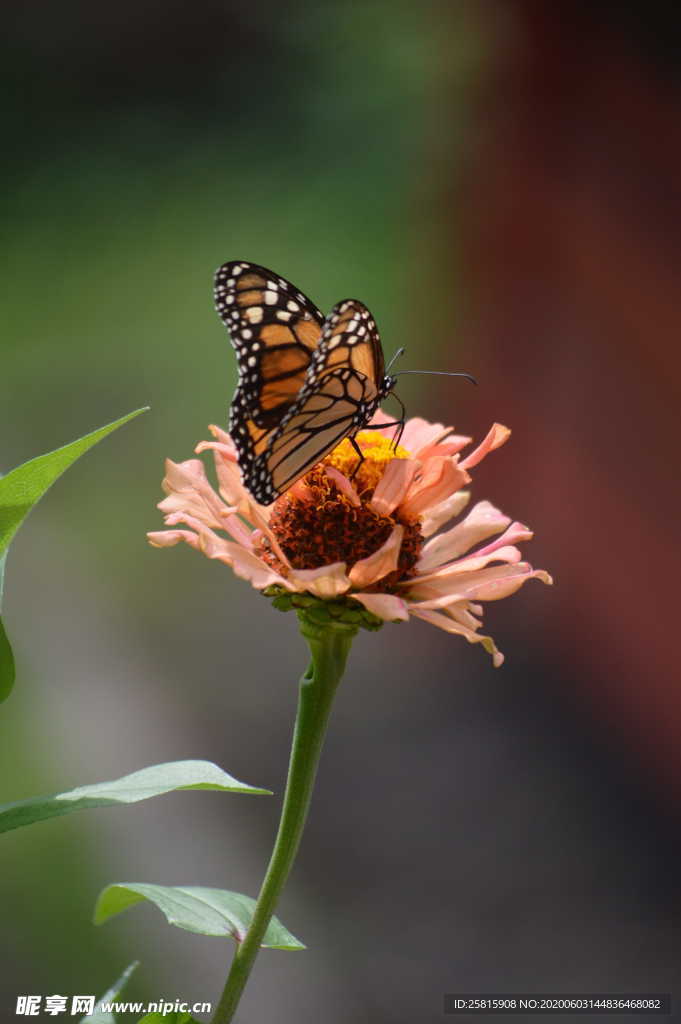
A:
456;0;681;801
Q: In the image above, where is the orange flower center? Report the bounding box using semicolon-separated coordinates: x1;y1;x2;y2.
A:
255;430;423;590
324;430;411;494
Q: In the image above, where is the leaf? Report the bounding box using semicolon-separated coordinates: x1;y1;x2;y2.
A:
138;1014;200;1024
81;961;139;1022
0;760;270;834
94;884;305;950
0;551;14;703
137;1015;200;1024
0;406;148;556
0;408;148;703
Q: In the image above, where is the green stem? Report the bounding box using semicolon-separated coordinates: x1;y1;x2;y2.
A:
211;615;357;1024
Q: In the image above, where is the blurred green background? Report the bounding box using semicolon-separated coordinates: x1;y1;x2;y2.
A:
2;2;680;1020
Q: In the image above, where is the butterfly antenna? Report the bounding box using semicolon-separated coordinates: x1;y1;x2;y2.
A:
393;370;478;385
385;346;406;373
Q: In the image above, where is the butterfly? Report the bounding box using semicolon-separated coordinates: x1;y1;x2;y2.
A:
214;260;403;505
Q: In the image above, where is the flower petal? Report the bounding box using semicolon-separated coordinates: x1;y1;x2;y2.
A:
288;562;351;599
348;525;403;588
324;465;361;506
399;457;470;519
420;490;471;537
206;423;237;451
459;422;511;470
147;528;200;550
368;408;406;439
417;500;511;572
352;592;409;621
408;562;553;604
410;607;504;667
159;458;236;529
470;521;534;561
415;435;472;460
148;520;286;593
399;417;454;454
196;440;252;508
368;459;419;516
218;542;289;588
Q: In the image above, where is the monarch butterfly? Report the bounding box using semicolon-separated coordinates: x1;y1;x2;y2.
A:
214;260;402;505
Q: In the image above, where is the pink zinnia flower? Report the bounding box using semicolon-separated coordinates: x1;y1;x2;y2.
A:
148;413;551;666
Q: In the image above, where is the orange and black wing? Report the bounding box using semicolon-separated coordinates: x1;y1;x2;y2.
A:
234;299;387;504
214;260;324;429
307;298;385;384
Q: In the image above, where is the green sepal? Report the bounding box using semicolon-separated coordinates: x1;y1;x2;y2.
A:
263;585;386;632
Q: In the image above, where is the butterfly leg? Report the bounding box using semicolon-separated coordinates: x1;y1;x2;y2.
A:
387;391;406;451
374;394;406;451
348;433;366;481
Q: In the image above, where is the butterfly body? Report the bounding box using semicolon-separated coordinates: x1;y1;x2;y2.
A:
215;261;399;505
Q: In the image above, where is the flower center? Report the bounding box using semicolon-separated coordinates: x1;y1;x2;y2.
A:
255;429;422;590
324;430;411;495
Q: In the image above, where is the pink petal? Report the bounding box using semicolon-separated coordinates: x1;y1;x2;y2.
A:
399;457;470;519
408;548;526;602
471;521;534;561
415;435;472;460
408;562;552;604
417;500;511;572
349;525;403;588
288;478;314;502
324;466;361;506
352;592;409;621
197;441;253;509
436;544;524;575
159;458;235;529
288;562;351;599
223;544;290;589
244;503;291;566
471;567;553;601
369;407;401;432
446;602;483;630
459;422;511;470
147;529;200;550
420;490;471;537
207;423;237;452
148;518;287;590
400;417;453;454
219;513;256;549
368;459;419;516
409;607;504;667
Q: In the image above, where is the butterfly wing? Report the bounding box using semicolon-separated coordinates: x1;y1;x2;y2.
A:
214;261;324;429
235;299;387;503
307;297;385;384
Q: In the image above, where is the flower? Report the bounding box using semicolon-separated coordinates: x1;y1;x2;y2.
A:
147;413;552;666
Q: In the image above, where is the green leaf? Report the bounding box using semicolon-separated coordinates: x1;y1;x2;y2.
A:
94;884;305;950
0;408;148;704
0;760;270;834
81;961;139;1022
0;406;148;556
0;551;14;703
137;1014;200;1024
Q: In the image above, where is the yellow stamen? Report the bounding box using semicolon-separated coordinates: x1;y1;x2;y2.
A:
324;429;411;493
